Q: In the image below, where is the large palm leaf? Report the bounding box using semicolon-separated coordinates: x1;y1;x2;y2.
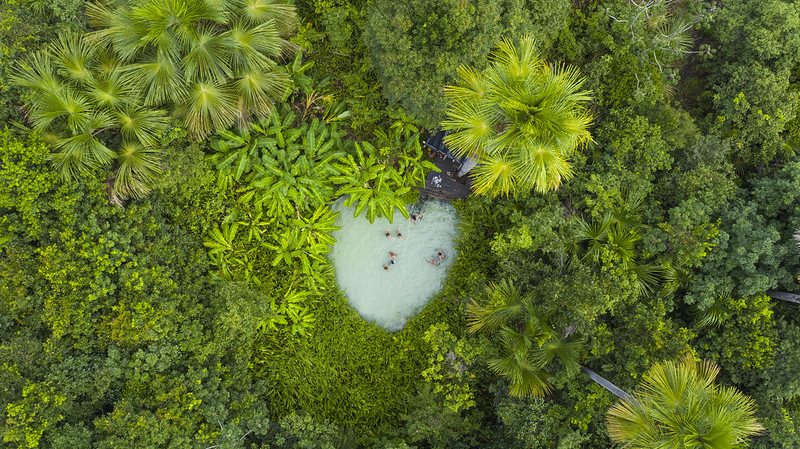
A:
466;278;529;333
489;327;552;398
181;80;239;139
469;279;585;397
607;355;763;448
113;141;162;198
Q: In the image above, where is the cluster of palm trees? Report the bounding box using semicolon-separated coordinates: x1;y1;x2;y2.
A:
442;35;593;197
16;0;297;198
468;280;764;448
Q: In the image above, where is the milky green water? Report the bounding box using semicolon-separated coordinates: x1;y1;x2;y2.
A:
329;199;459;331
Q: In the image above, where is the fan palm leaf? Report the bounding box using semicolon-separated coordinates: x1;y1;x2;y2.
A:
241;0;297;31
536;332;582;374
511;141;574;193
232;70;288;126
85;2;146;62
116;106;169;146
14;52;62;93
52;130;116;179
51;33;98;85
466;279;528;333
184;26;233;82
608;355;763;448
224;21;281;73
470;154;516;196
441;99;497;158
489;327;552;398
181;80;239;138
113;141;162;198
130;0;214;53
126;56;187;106
87;69;137;110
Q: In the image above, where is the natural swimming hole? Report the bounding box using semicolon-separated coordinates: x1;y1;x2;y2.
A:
329;199;459;331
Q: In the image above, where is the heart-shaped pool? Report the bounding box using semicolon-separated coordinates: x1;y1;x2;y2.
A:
329;199;459;330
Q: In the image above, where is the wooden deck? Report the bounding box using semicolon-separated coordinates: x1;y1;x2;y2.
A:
419;152;472;201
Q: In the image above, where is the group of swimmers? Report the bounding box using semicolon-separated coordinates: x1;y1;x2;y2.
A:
382;251;397;271
427;249;446;266
384;229;404;239
381;207;446;271
382;248;447;271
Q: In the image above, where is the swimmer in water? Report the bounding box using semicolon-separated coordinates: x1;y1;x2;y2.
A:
438;250;446;261
384;230;393;239
383;264;389;271
427;258;437;266
396;229;404;239
389;251;397;260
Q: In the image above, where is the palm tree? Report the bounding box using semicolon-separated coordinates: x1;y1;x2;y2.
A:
442;35;593;197
86;0;296;139
15;33;168;198
467;279;582;397
16;0;296;198
574;214;662;297
607;355;763;448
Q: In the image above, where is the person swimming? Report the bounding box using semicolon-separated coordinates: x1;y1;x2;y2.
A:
384;230;393;239
437;250;446;261
427;257;438;266
383;264;389;271
388;251;397;260
396;229;404;239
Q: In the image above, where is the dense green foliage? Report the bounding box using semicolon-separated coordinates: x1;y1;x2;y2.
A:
2;0;800;448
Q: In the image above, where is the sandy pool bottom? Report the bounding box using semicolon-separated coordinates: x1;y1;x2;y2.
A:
329;200;458;331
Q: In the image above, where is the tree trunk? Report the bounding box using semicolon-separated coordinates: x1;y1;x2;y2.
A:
766;290;800;304
581;365;632;401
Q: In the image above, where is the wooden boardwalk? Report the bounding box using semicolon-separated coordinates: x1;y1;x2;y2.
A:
420;153;472;201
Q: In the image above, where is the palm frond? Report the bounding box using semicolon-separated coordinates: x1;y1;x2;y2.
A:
125;56;187;106
184;26;233;82
241;0;297;34
116;106;170;146
608;355;763;448
441;99;497;158
232;70;288;127
489;328;551;398
180;80;239;139
470;154;516;197
224;21;281;73
466;279;528;334
86;2;145;62
52;131;116;179
51;33;98;86
113;141;162;198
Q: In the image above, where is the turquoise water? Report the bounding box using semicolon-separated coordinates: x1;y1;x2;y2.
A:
329;199;459;331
